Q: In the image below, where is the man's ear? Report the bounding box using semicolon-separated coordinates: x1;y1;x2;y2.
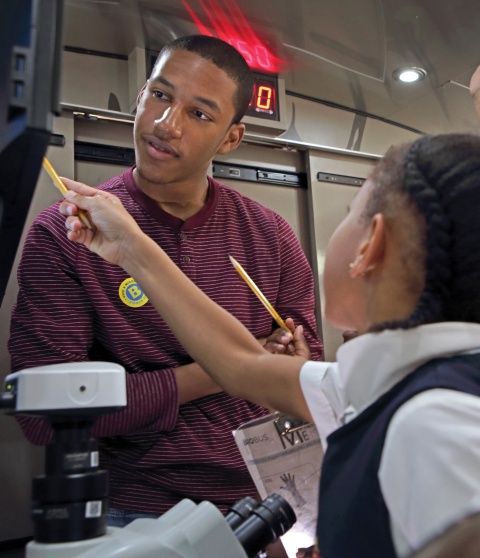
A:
136;83;148;107
216;123;245;155
350;213;386;278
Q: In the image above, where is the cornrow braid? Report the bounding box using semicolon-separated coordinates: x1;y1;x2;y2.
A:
371;133;480;332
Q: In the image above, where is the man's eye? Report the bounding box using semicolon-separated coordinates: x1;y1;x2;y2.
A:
153;90;167;99
191;109;208;120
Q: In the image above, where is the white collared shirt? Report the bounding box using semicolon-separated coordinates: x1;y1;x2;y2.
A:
299;322;480;557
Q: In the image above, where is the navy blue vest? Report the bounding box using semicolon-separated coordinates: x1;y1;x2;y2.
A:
317;353;480;558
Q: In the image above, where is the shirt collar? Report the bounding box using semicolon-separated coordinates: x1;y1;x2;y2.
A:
335;322;480;422
124;168;220;231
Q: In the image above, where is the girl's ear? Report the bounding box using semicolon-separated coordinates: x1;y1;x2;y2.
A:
349;213;386;278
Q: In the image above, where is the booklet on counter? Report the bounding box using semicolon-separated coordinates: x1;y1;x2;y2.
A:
233;412;324;557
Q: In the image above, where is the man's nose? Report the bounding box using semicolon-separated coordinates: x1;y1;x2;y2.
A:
154;106;182;139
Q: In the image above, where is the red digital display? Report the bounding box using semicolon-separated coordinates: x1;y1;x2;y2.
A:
178;0;283;122
227;39;276;73
246;73;279;121
257;85;274;110
180;0;284;74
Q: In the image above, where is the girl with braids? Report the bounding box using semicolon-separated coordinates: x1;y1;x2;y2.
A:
59;133;480;558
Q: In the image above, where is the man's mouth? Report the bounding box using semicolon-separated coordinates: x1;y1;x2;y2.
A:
144;136;178;157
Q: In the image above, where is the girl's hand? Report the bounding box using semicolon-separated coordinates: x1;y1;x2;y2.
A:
263;318;311;359
59;178;143;267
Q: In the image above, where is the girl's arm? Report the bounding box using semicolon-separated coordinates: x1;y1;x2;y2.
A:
61;179;312;421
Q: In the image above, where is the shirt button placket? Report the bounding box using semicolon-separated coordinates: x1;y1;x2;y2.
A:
179;232;192;267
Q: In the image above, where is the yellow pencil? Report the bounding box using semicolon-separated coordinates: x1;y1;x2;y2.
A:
42;157;93;230
229;255;293;334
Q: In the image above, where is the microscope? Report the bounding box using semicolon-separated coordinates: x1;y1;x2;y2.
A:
1;362;296;558
1;4;296;552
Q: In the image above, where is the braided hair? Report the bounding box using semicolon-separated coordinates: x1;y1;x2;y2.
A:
365;133;480;332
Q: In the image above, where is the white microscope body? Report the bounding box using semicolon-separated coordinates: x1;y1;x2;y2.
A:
1;362;295;558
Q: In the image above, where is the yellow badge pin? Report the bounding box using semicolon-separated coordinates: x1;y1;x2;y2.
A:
118;277;149;308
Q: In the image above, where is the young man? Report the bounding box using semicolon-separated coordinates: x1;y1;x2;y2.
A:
9;35;323;526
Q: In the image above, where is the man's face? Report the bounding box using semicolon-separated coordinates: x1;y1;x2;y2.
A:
133;49;243;193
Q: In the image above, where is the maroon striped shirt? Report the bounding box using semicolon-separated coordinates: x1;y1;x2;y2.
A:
9;168;323;514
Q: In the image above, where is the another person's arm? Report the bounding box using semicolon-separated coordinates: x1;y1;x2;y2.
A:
61;180;312;422
470;65;480;118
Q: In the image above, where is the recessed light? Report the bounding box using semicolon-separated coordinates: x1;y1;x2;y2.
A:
392;67;427;83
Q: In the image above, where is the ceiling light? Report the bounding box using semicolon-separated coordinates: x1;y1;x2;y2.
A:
392;67;427;83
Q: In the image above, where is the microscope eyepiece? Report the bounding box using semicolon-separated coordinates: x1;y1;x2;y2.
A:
225;495;260;530
228;493;296;558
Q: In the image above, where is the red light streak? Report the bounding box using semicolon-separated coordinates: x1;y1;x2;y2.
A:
180;0;211;35
180;0;284;73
